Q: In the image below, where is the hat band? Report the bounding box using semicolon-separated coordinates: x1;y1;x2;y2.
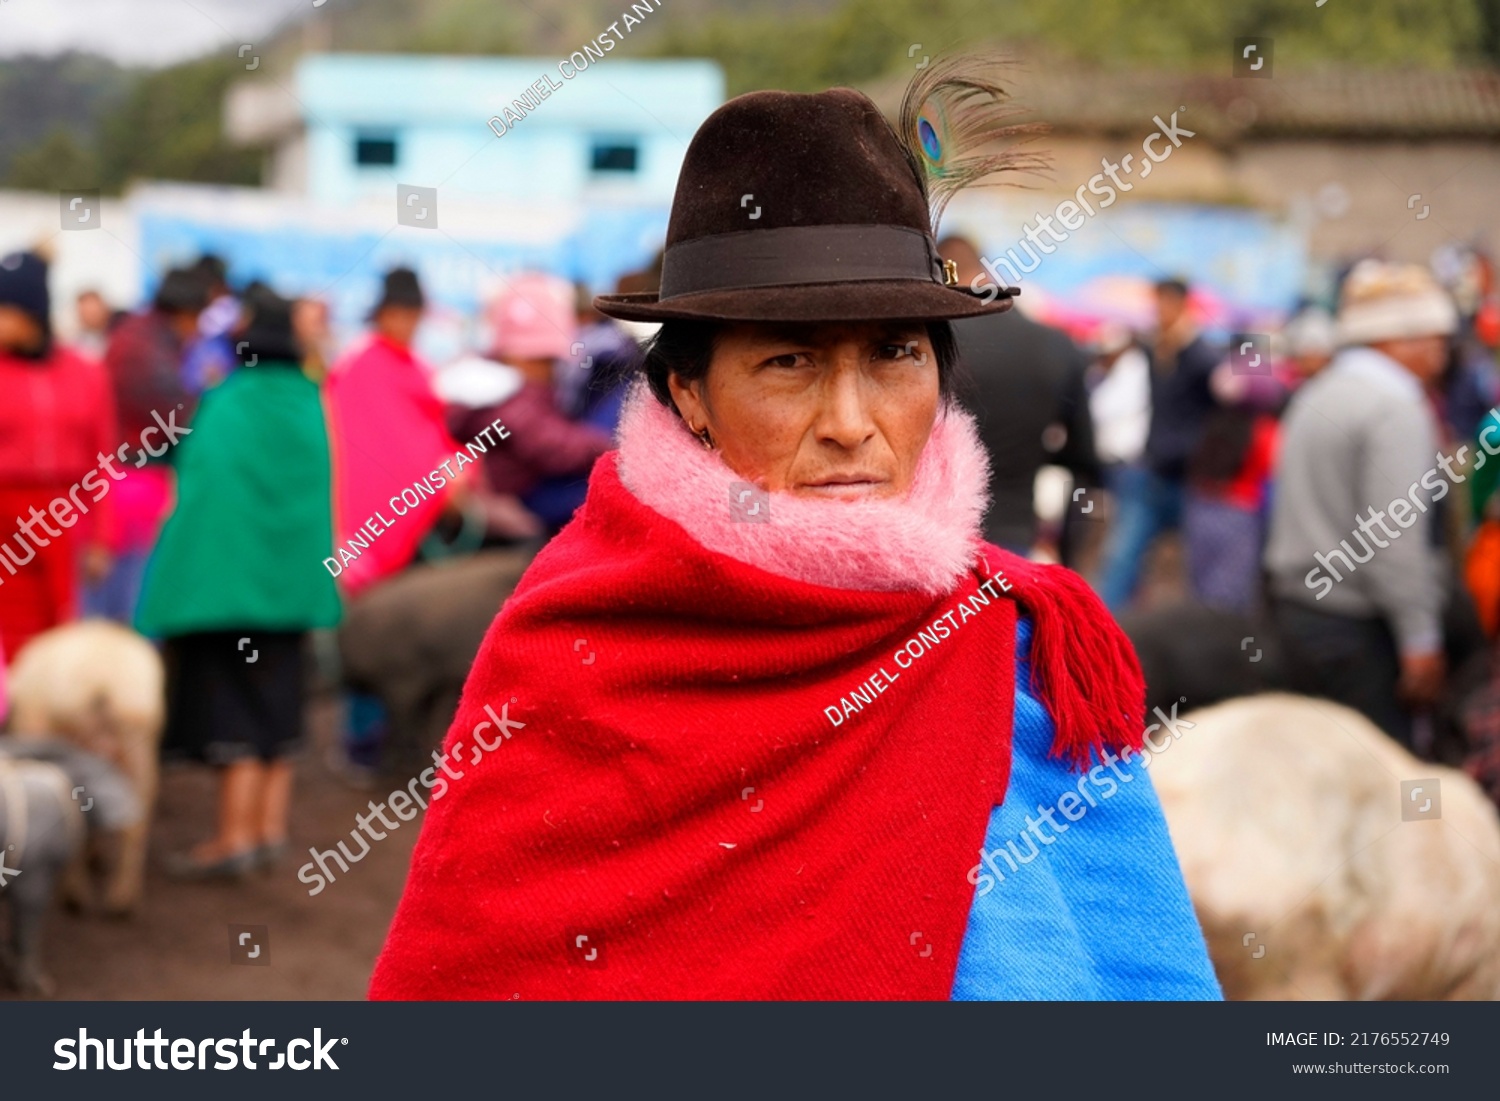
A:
658;225;953;299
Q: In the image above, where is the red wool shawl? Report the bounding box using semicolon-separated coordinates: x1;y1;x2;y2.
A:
369;388;1144;1000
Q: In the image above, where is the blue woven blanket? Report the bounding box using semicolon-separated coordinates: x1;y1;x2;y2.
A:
951;617;1223;1000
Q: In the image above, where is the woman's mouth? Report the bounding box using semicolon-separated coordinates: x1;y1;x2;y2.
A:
797;475;889;499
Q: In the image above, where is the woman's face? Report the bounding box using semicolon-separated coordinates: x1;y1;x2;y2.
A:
0;305;43;354
668;321;940;500
375;304;423;349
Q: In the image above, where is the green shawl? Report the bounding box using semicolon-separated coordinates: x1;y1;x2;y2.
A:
135;363;343;637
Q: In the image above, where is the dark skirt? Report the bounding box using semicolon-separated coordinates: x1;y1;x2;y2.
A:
162;630;306;765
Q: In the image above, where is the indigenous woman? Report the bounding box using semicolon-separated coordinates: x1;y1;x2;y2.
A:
0;251;118;656
326;268;460;596
371;63;1220;999
136;289;342;878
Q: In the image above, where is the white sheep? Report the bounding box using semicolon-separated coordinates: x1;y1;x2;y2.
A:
1151;693;1500;1000
5;619;164;915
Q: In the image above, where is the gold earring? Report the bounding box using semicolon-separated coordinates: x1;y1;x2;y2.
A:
693;425;714;451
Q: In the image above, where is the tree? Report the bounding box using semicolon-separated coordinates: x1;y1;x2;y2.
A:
0;52;130;182
2;129;100;192
94;55;262;192
648;0;1492;96
1476;0;1500;62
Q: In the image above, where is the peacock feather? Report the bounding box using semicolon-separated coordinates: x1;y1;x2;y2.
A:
898;52;1051;228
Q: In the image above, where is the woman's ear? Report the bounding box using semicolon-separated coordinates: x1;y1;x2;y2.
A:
666;372;709;434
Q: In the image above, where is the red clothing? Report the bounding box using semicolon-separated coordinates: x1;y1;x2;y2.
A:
327;335;458;595
0;344;118;486
449;380;612;498
0;485;81;656
0;343;119;655
1222;415;1278;510
368;453;1144;1000
103;310;194;444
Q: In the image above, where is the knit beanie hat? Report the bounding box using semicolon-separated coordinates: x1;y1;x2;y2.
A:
0;251;51;331
488;273;576;362
1335;260;1458;346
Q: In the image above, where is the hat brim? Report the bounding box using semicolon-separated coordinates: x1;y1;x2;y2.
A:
593;280;1014;324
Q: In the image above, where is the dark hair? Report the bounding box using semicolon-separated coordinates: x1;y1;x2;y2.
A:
235;286;302;365
153;268;210;315
192;253;229;292
1154;277;1190;298
639;320;960;416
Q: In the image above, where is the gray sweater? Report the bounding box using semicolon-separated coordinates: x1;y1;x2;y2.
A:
1264;346;1445;655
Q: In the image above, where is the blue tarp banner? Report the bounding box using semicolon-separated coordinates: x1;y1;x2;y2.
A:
136;202;668;363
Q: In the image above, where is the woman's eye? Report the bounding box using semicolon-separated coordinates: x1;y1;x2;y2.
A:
879;342;924;362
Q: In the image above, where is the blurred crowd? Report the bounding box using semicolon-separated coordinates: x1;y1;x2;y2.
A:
937;235;1500;789
0;248;642;876
1;233;1498;875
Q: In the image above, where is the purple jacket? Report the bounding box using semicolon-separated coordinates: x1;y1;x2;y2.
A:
448;381;612;498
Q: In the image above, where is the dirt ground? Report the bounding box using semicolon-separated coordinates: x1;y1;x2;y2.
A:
2;695;415;1001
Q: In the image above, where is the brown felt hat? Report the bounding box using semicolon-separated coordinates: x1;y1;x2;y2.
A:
593;88;1017;324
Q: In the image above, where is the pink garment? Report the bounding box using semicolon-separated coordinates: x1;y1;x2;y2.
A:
108;465;172;554
327;335;459;595
487;273;576;361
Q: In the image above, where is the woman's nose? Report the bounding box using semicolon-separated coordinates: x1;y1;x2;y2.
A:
813;357;876;449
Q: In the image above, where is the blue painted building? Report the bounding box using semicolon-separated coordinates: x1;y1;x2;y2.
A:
230;54;724;206
205;52;725;358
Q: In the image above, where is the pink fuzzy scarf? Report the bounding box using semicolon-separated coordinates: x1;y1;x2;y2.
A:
614;383;1146;767
615;382;989;595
